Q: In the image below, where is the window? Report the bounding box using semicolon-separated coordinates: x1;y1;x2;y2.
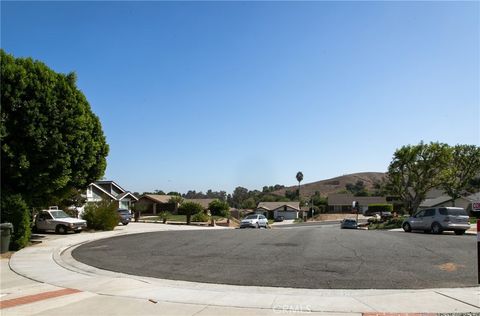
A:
439;208;467;216
424;209;435;217
39;212;52;220
414;210;425;218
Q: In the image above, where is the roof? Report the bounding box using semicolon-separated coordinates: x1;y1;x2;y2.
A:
90;183;117;200
327;194;387;206
184;199;216;209
140;194;174;204
465;192;480;202
94;180;126;193
256;202;300;211
420;192;480;207
116;192;139;201
420;195;453;208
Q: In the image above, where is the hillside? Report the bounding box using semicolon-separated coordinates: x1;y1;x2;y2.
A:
271;172;387;198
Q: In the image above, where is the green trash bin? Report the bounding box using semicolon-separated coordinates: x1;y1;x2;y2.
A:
0;223;14;253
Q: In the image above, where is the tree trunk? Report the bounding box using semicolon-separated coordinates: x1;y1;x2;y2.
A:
186;214;191;225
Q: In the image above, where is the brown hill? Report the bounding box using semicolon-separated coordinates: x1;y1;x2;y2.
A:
272;172;387;198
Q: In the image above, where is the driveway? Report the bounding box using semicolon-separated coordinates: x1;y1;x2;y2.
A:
72;224;476;289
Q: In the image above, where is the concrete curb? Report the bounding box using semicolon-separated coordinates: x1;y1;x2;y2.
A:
8;223;480;314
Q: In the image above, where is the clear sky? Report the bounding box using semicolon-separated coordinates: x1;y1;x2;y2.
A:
2;1;479;194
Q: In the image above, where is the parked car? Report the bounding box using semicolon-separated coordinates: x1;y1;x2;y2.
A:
402;207;470;235
117;209;132;225
274;215;285;222
34;206;87;234
240;214;268;228
340;219;358;229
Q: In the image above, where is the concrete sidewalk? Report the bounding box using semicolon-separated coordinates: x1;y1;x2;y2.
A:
2;222;479;315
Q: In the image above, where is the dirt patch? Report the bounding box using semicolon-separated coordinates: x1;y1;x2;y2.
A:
0;252;14;259
437;262;465;272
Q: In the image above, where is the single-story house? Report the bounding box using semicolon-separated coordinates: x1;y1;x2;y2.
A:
85;180;138;211
327;194;387;213
184;199;216;211
256;202;301;220
420;192;480;213
135;194;175;215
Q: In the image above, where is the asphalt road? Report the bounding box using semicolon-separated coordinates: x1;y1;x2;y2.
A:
72;224;477;289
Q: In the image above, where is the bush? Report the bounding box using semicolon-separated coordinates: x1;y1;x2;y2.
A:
0;194;31;250
369;216;406;230
208;199;230;217
191;212;210;222
159;211;170;223
178;201;203;225
366;204;393;215
82;201;118;230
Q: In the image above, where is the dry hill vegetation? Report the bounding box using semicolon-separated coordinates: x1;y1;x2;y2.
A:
272;172;387;198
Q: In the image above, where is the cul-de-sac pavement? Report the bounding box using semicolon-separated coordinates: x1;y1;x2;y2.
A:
1;222;479;316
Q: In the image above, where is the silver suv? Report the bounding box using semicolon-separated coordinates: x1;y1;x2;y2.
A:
402;207;470;235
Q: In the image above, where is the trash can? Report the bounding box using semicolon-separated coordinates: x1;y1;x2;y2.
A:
0;223;14;253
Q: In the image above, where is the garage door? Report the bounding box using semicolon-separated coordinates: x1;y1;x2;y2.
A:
275;211;297;220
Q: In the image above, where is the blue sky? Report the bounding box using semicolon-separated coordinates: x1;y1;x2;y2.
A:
2;1;479;194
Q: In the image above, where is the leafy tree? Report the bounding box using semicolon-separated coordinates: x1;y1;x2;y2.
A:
466;175;480;194
168;195;184;214
386;142;450;214
241;197;257;209
1;50;108;248
167;191;181;196
178;201;203;225
345;180;368;196
1;50;108;207
441;145;480;205
208;199;230;217
285;190;297;201
231;186;249;208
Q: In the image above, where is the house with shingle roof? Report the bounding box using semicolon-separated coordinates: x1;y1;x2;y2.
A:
86;180;138;211
256;201;301;220
420;192;480;213
327;193;387;213
135;194;175;215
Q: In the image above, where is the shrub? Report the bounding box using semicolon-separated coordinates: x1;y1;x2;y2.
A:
366;204;393;215
208;199;230;217
369;216;406;230
178;201;203;225
82;200;118;230
159;211;170;223
0;194;31;250
192;212;210;222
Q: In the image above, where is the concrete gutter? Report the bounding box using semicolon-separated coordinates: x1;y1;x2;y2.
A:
8;223;480;314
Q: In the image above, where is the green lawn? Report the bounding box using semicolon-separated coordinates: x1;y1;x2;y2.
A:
470;217;478;224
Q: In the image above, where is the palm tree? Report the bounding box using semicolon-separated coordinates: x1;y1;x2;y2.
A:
296;171;303;200
168;195;184;214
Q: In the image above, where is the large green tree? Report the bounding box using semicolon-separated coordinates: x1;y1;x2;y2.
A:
386;142;450;214
441;144;480;205
1;50;109;207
